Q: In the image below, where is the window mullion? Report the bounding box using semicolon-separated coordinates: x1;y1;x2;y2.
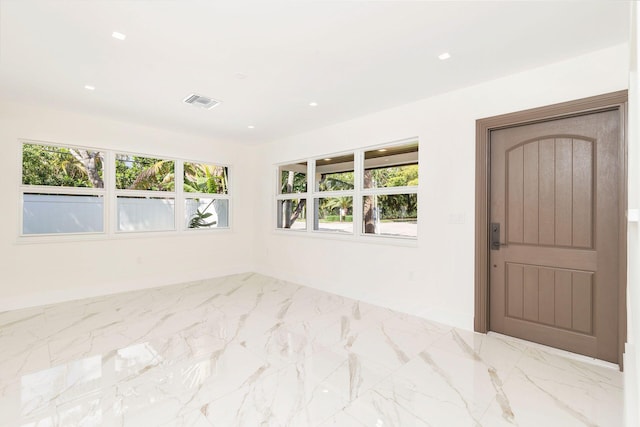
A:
188;192;232;200
20;185;105;196
353;149;363;238
106;150;115;237
175;160;184;231
274;165;280;231
114;189;176;198
307;160;314;232
276;193;307;201
226;165;233;230
361;186;418;196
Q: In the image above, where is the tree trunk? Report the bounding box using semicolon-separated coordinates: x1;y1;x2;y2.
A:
285;171;294;192
284;199;292;228
70;149;104;188
289;200;305;224
282;171;296;228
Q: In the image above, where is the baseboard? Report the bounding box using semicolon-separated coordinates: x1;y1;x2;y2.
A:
3;264;473;332
253;265;473;331
413;306;474;331
0;264;254;313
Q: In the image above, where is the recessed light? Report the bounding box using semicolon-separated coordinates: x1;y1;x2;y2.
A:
112;31;126;41
309;102;318;107
438;52;451;60
84;85;95;91
378;149;387;152
247;125;255;129
323;158;332;161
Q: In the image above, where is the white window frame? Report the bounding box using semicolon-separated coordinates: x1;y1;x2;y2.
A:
19;140;107;238
274;137;418;243
361;141;418;240
182;160;232;232
311;151;356;235
275;160;309;232
114;151;177;234
18;139;232;242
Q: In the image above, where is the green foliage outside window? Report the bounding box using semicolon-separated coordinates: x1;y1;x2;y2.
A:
22;143;104;188
317;196;353;222
185;163;228;194
115;155;175;191
314;166;417;222
318;171;354;191
23;145;229;195
367;164;418;188
376;193;417;219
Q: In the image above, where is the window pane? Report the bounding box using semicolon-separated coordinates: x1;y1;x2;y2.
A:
184;163;228;194
314;197;353;233
23;193;103;234
277;199;306;230
315;154;354;191
22;143;104;188
279;162;307;194
363;194;417;237
185;198;229;229
116;155;175;191
117;196;175;232
364;143;418;189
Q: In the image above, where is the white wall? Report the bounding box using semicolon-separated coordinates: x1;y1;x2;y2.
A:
253;44;630;329
0;102;257;311
625;3;639;426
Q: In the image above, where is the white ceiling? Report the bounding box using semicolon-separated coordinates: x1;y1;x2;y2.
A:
0;1;630;144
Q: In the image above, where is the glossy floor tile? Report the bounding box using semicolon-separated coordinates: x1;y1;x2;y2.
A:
0;273;623;426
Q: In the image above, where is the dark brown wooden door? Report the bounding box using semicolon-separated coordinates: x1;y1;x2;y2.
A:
489;110;620;363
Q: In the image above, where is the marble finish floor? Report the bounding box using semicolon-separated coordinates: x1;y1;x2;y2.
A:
0;273;623;426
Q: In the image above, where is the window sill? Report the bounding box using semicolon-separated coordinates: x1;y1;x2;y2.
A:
15;227;233;245
272;228;418;247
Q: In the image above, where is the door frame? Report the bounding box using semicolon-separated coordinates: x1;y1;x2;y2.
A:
474;90;628;367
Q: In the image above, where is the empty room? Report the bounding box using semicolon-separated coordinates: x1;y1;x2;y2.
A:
1;1;639;426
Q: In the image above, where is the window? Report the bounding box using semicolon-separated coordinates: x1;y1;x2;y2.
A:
116;154;176;232
185;198;229;229
314;196;353;233
362;142;418;238
19;140;232;238
315;154;354;192
276;162;307;230
21;143;105;235
314;154;354;234
183;162;230;229
275;139;418;240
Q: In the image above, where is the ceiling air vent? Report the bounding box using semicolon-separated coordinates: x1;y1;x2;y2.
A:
183;93;221;110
